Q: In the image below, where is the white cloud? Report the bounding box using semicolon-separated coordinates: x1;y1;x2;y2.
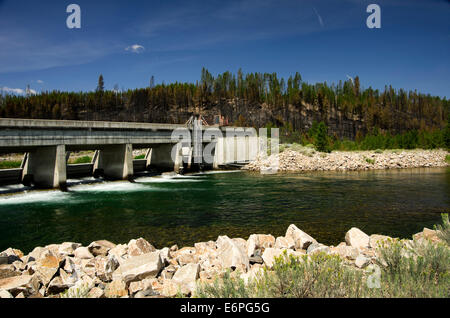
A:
1;86;37;95
36;80;44;84
313;7;324;28
125;44;145;53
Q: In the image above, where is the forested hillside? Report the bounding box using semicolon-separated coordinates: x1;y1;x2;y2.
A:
1;68;448;142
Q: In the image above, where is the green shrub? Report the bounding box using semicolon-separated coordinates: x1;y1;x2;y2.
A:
0;160;22;169
434;213;450;245
314;122;330;153
134;154;146;159
372;239;450;297
365;158;375;164
445;155;450;164
72;156;92;164
196;252;366;298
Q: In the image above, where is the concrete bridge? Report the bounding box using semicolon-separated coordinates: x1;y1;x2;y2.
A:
0;118;259;189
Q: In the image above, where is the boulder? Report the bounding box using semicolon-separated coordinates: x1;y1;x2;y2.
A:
108;244;128;261
330;244;359;260
46;276;71;295
274;236;295;250
112;251;163;284
249;255;264;264
127;238;155;257
160;279;179;297
12;261;25;272
0;289;13;298
345;228;370;248
80;258;96;278
246;234;275;257
172;263;200;295
194;241;216;254
74;247;94;259
355;255;371;268
159;247;171;266
0;248;22;264
285;224;317;250
261;248;287;268
58;268;78;287
129;278;155;295
88;240;116;257
0;275;39;297
0;264;20;280
104;279;128;298
26;247;47;263
216;236;249;272
175;247;198;266
34;250;62;286
160;264;178;280
58;242;81;256
306;243;330;255
418;228;441;243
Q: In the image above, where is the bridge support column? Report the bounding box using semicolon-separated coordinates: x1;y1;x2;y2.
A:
248;135;259;161
149;143;182;173
95;144;134;180
213;137;230;168
22;145;67;190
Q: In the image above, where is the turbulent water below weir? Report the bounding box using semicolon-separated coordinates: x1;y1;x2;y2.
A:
0;168;449;253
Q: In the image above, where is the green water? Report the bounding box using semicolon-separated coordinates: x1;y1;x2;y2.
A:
0;168;449;253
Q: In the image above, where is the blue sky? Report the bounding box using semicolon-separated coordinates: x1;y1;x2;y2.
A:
0;0;449;97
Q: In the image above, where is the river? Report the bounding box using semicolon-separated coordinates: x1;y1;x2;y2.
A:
0;167;449;253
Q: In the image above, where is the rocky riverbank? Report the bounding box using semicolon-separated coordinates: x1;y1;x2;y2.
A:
243;148;449;172
0;225;444;298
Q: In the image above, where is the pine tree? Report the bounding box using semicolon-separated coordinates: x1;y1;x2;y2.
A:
97;74;104;92
315;121;330;152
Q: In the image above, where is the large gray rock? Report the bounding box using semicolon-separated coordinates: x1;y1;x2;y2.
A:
355;255;371;268
112;251;163;284
58;242;82;256
127;238;155;257
88;240;116;257
216;236;249;272
330;243;359;260
108;244;128;262
261;248;286;268
0;264;20;280
34;250;63;286
274;236;295;250
172;263;200;295
0;275;39;297
46;276;71;295
74;247;94;259
306;243;330;255
345;228;370;248
246;234;275;257
175;247;198;266
285;224;317;250
0;248;22;264
0;289;13;298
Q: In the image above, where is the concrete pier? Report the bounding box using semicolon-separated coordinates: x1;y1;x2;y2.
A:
94;144;134;180
148;143;183;173
22;145;67;189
